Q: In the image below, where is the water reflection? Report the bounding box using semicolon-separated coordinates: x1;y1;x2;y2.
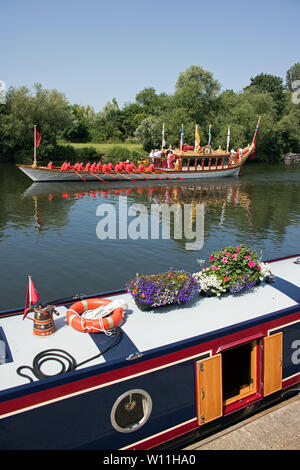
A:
21;180;253;239
0;163;300;311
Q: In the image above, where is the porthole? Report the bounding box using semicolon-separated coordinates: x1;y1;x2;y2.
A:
110;389;152;433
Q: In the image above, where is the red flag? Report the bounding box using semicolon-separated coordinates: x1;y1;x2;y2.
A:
23;276;40;319
36;130;41;147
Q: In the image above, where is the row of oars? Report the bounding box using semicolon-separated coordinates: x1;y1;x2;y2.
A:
70;167;183;184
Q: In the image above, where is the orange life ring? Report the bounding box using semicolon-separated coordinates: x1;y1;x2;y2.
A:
66;298;124;333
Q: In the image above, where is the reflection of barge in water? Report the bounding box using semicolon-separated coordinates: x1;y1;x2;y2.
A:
0;255;299;450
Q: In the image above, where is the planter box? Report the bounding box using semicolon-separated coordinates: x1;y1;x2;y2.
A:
134;298;178;311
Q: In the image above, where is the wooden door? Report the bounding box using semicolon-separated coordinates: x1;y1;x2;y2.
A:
196;354;223;426
264;332;283;396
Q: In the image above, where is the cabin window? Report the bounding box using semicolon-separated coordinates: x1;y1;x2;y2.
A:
110;389;152;433
222;340;257;405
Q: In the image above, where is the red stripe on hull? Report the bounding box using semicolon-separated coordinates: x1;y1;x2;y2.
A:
1;311;299;423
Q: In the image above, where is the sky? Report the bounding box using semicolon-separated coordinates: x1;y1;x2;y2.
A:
1;0;299;112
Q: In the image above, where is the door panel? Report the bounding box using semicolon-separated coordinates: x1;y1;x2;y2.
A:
195;354;223;425
264;332;283;396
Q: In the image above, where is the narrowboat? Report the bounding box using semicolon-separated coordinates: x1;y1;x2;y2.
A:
0;254;299;450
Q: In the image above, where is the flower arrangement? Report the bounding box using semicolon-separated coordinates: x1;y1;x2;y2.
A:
193;244;272;297
126;269;199;310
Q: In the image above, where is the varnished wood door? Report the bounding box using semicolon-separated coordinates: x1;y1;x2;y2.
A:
264;332;283;396
196;354;223;425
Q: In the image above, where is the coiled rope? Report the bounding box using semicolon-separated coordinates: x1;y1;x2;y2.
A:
16;327;121;383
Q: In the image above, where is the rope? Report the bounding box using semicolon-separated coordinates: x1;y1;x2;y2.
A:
16;327;121;383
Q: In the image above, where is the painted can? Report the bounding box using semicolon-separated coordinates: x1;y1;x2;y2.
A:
32;305;58;336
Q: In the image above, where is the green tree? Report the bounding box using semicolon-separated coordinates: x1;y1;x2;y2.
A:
285;63;300;91
0;83;73;162
245;73;285;116
90;98;125;142
135;116;162;151
174;65;220;124
62;104;94;142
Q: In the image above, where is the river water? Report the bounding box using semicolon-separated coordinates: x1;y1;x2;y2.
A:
0;163;300;311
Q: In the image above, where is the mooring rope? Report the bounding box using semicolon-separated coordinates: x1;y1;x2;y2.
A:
16;327;121;383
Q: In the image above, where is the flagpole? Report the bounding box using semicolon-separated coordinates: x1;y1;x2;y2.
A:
227;127;230;152
252;116;261;145
208;124;211;146
28;275;32;307
33;125;37;167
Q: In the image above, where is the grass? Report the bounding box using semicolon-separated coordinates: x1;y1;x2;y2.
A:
60;141;146;155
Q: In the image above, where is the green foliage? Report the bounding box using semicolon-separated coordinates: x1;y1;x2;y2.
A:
245;73;285;115
135;116;163;151
0;83;73;162
103;145;144;164
193;244;272;296
1;63;300;164
285;63;300;91
61;104;94;142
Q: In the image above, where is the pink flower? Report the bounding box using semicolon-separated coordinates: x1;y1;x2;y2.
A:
248;261;255;268
212;265;218;271
224;276;229;282
232;253;237;260
222;257;228;264
245;255;251;260
236;245;241;251
209;255;214;262
226;252;231;256
257;265;261;270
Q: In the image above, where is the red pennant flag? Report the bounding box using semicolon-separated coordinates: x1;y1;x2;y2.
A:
23;276;40;319
36;130;41;147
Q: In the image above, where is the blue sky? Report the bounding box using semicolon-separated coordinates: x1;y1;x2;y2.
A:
1;0;299;111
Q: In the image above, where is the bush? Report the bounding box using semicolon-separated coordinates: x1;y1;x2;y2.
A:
103;146;144;165
74;146;101;161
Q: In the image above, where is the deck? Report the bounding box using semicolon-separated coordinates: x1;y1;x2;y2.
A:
1;256;300;392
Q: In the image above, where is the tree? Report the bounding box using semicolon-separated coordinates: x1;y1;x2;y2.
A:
121;102;148;138
62;104;94;142
135;116;161;151
285;63;300;91
245;73;285;116
174;65;220;124
0;83;73;162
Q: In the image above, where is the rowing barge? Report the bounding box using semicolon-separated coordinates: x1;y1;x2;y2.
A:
17;118;261;183
17;143;254;182
0;254;299;450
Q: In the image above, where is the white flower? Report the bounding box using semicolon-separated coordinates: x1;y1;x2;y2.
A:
193;272;225;294
259;262;272;279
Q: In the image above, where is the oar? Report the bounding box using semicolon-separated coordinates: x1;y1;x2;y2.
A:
101;171;122;181
89;171;108;184
154;169;183;180
127;171;150;181
138;170;165;180
71;167;86;181
113;171;138;183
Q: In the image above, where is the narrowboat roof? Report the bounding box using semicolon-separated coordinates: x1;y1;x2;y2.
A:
0;256;300;393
